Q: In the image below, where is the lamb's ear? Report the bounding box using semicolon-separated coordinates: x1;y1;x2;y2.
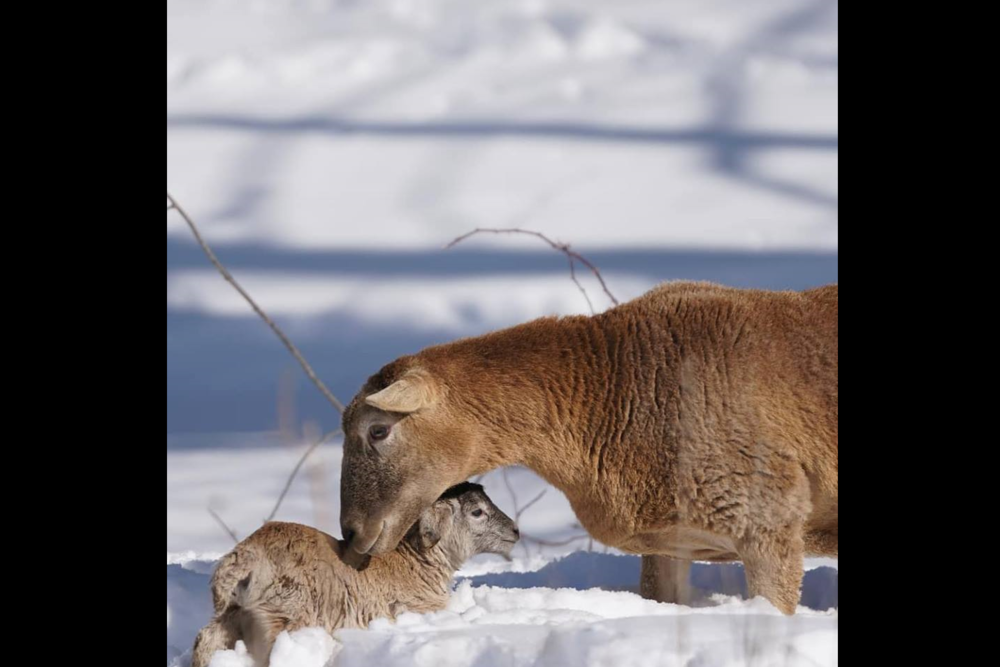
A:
407;502;454;551
365;372;438;413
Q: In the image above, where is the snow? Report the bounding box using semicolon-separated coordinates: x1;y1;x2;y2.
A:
168;0;837;253
207;641;253;667
205;632;342;667
340;582;837;667
168;546;838;667
167;442;838;666
168;0;837;664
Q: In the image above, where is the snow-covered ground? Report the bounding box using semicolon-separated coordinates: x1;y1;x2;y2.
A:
169;548;837;667
169;548;838;667
171;575;838;667
167;440;838;666
168;0;837;664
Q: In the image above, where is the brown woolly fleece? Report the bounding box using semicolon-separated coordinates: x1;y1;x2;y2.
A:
192;484;518;666
339;281;838;614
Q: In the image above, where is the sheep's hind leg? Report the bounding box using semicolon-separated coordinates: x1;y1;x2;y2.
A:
238;604;293;667
191;616;238;667
640;554;692;605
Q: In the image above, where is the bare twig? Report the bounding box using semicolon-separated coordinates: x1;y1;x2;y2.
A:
444;227;619;314
564;254;595;314
500;467;593;555
501;468;531;557
522;520;591;547
208;508;239;543
501;467;521;515
167;192;346;413
267;428;342;522
303;420;335;532
516;488;547;522
521;532;591;547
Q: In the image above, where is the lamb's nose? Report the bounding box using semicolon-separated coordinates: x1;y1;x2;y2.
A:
513;527;520;538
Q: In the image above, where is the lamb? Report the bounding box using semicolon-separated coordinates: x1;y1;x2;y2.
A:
338;281;838;615
191;482;518;667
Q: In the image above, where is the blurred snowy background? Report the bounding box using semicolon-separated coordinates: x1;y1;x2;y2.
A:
167;1;837;664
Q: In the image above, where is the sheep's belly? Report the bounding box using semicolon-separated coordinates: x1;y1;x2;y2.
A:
618;526;740;562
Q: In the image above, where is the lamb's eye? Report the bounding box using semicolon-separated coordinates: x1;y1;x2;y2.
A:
368;424;390;441
471;509;484;518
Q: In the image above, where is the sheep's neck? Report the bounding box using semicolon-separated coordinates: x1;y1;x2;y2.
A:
434;314;621;496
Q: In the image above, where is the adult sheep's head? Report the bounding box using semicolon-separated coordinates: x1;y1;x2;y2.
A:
339;358;480;568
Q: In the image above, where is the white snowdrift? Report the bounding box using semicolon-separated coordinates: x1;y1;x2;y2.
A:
168;551;837;667
338;582;837;667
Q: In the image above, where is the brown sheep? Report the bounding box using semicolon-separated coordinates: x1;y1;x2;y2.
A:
339;281;838;615
191;483;518;667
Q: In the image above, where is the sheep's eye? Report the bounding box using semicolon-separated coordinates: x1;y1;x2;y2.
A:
368;424;390;441
471;509;484;518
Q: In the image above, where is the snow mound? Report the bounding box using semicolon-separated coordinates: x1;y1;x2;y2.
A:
336;581;836;667
168;551;837;667
206;630;340;667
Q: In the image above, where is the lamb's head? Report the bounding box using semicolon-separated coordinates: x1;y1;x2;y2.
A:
404;482;519;563
340;359;488;567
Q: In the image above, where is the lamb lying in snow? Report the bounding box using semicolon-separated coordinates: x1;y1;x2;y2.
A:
191;482;518;667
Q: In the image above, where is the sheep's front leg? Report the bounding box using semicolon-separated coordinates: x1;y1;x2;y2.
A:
739;526;805;615
640;554;691;605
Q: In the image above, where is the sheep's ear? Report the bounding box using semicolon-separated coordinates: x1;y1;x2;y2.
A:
408;502;454;551
365;372;437;413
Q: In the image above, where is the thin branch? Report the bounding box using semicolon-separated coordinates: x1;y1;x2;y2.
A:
502;467;521;516
516;488;547;522
444;227;619;313
566;254;595;314
267;428;342;522
208;508;239;543
167;192;346;413
521;532;591;547
501;468;530;557
500;468;592;554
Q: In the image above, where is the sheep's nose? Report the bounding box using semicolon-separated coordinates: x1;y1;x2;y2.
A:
342;523;359;548
513;527;520;538
340;523;371;569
